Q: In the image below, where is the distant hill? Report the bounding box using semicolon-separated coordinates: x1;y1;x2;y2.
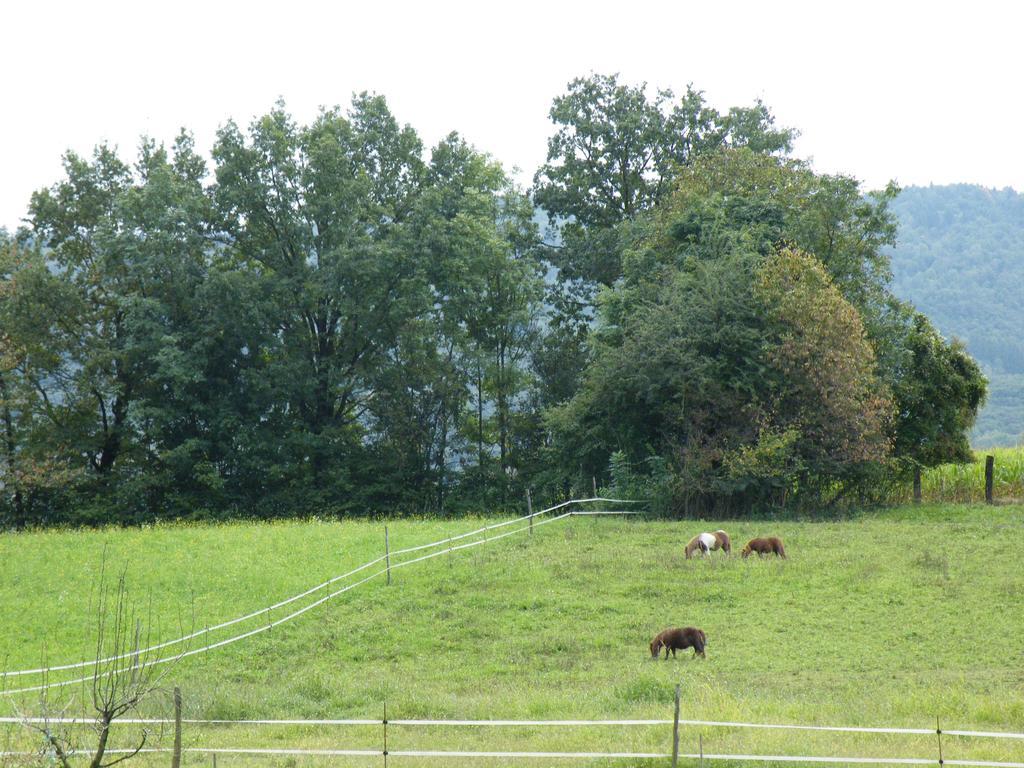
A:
887;184;1024;447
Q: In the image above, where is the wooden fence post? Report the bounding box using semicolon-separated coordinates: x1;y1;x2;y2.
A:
985;455;994;504
385;526;391;585
671;683;680;768
913;466;922;504
171;686;182;768
527;488;534;536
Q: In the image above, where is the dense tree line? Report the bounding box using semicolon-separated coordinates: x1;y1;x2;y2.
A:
0;76;986;524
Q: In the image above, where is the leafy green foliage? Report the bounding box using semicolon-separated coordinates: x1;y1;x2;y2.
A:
888;446;1024;503
549;238;893;512
533;73;794;287
2;98;546;523
889;313;987;466
755;248;892;472
0;81;992;525
546;150;985;512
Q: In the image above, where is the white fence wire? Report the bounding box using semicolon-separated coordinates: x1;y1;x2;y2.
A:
2;716;1023;740
3;715;1023;764
0;498;643;695
6;501;1022;765
2;750;1023;766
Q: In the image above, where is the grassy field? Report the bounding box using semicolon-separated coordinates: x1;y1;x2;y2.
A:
2;504;1023;767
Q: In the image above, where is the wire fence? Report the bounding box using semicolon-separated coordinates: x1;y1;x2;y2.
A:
0;497;645;696
2;713;1023;765
5;500;1023;764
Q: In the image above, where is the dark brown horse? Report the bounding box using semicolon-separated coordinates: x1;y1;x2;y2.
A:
650;627;706;659
741;537;787;559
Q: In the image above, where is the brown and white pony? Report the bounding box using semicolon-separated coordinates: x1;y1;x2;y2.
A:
684;530;731;559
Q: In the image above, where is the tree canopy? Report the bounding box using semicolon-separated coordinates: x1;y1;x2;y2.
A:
546;149;985;511
0;77;988;524
533;73;794;287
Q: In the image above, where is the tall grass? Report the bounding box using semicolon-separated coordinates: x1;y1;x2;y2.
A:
895;447;1024;504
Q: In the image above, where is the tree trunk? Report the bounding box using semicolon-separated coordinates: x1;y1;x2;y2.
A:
476;361;484;472
436;398;448;514
95;393;125;473
497;341;508;507
89;717;112;768
0;373;23;517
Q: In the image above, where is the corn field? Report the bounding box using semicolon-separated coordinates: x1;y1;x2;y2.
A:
890;447;1024;504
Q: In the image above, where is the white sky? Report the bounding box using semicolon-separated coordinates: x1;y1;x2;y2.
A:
2;0;1022;232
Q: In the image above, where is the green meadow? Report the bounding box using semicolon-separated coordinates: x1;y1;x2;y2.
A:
2;504;1023;767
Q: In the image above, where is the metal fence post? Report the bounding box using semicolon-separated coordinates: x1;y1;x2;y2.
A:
936;715;944;768
527;488;534;536
385;526;391;585
383;698;389;768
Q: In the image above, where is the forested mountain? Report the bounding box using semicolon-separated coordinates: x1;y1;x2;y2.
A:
887;185;1024;446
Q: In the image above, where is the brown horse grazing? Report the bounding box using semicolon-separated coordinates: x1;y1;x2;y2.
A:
684;530;731;559
650;627;707;659
741;537;787;559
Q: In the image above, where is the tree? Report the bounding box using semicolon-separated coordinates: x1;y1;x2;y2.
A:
25;144;137;478
14;134;243;522
457;186;542;507
211;95;429;508
366;133;538;512
640;149;985;472
542;147;982;513
548;244;894;513
754;248;893;479
533;73;794;287
0;237;84;522
889;309;987;467
7;564;185;768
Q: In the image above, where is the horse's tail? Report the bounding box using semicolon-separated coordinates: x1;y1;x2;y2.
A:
696;629;707;656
